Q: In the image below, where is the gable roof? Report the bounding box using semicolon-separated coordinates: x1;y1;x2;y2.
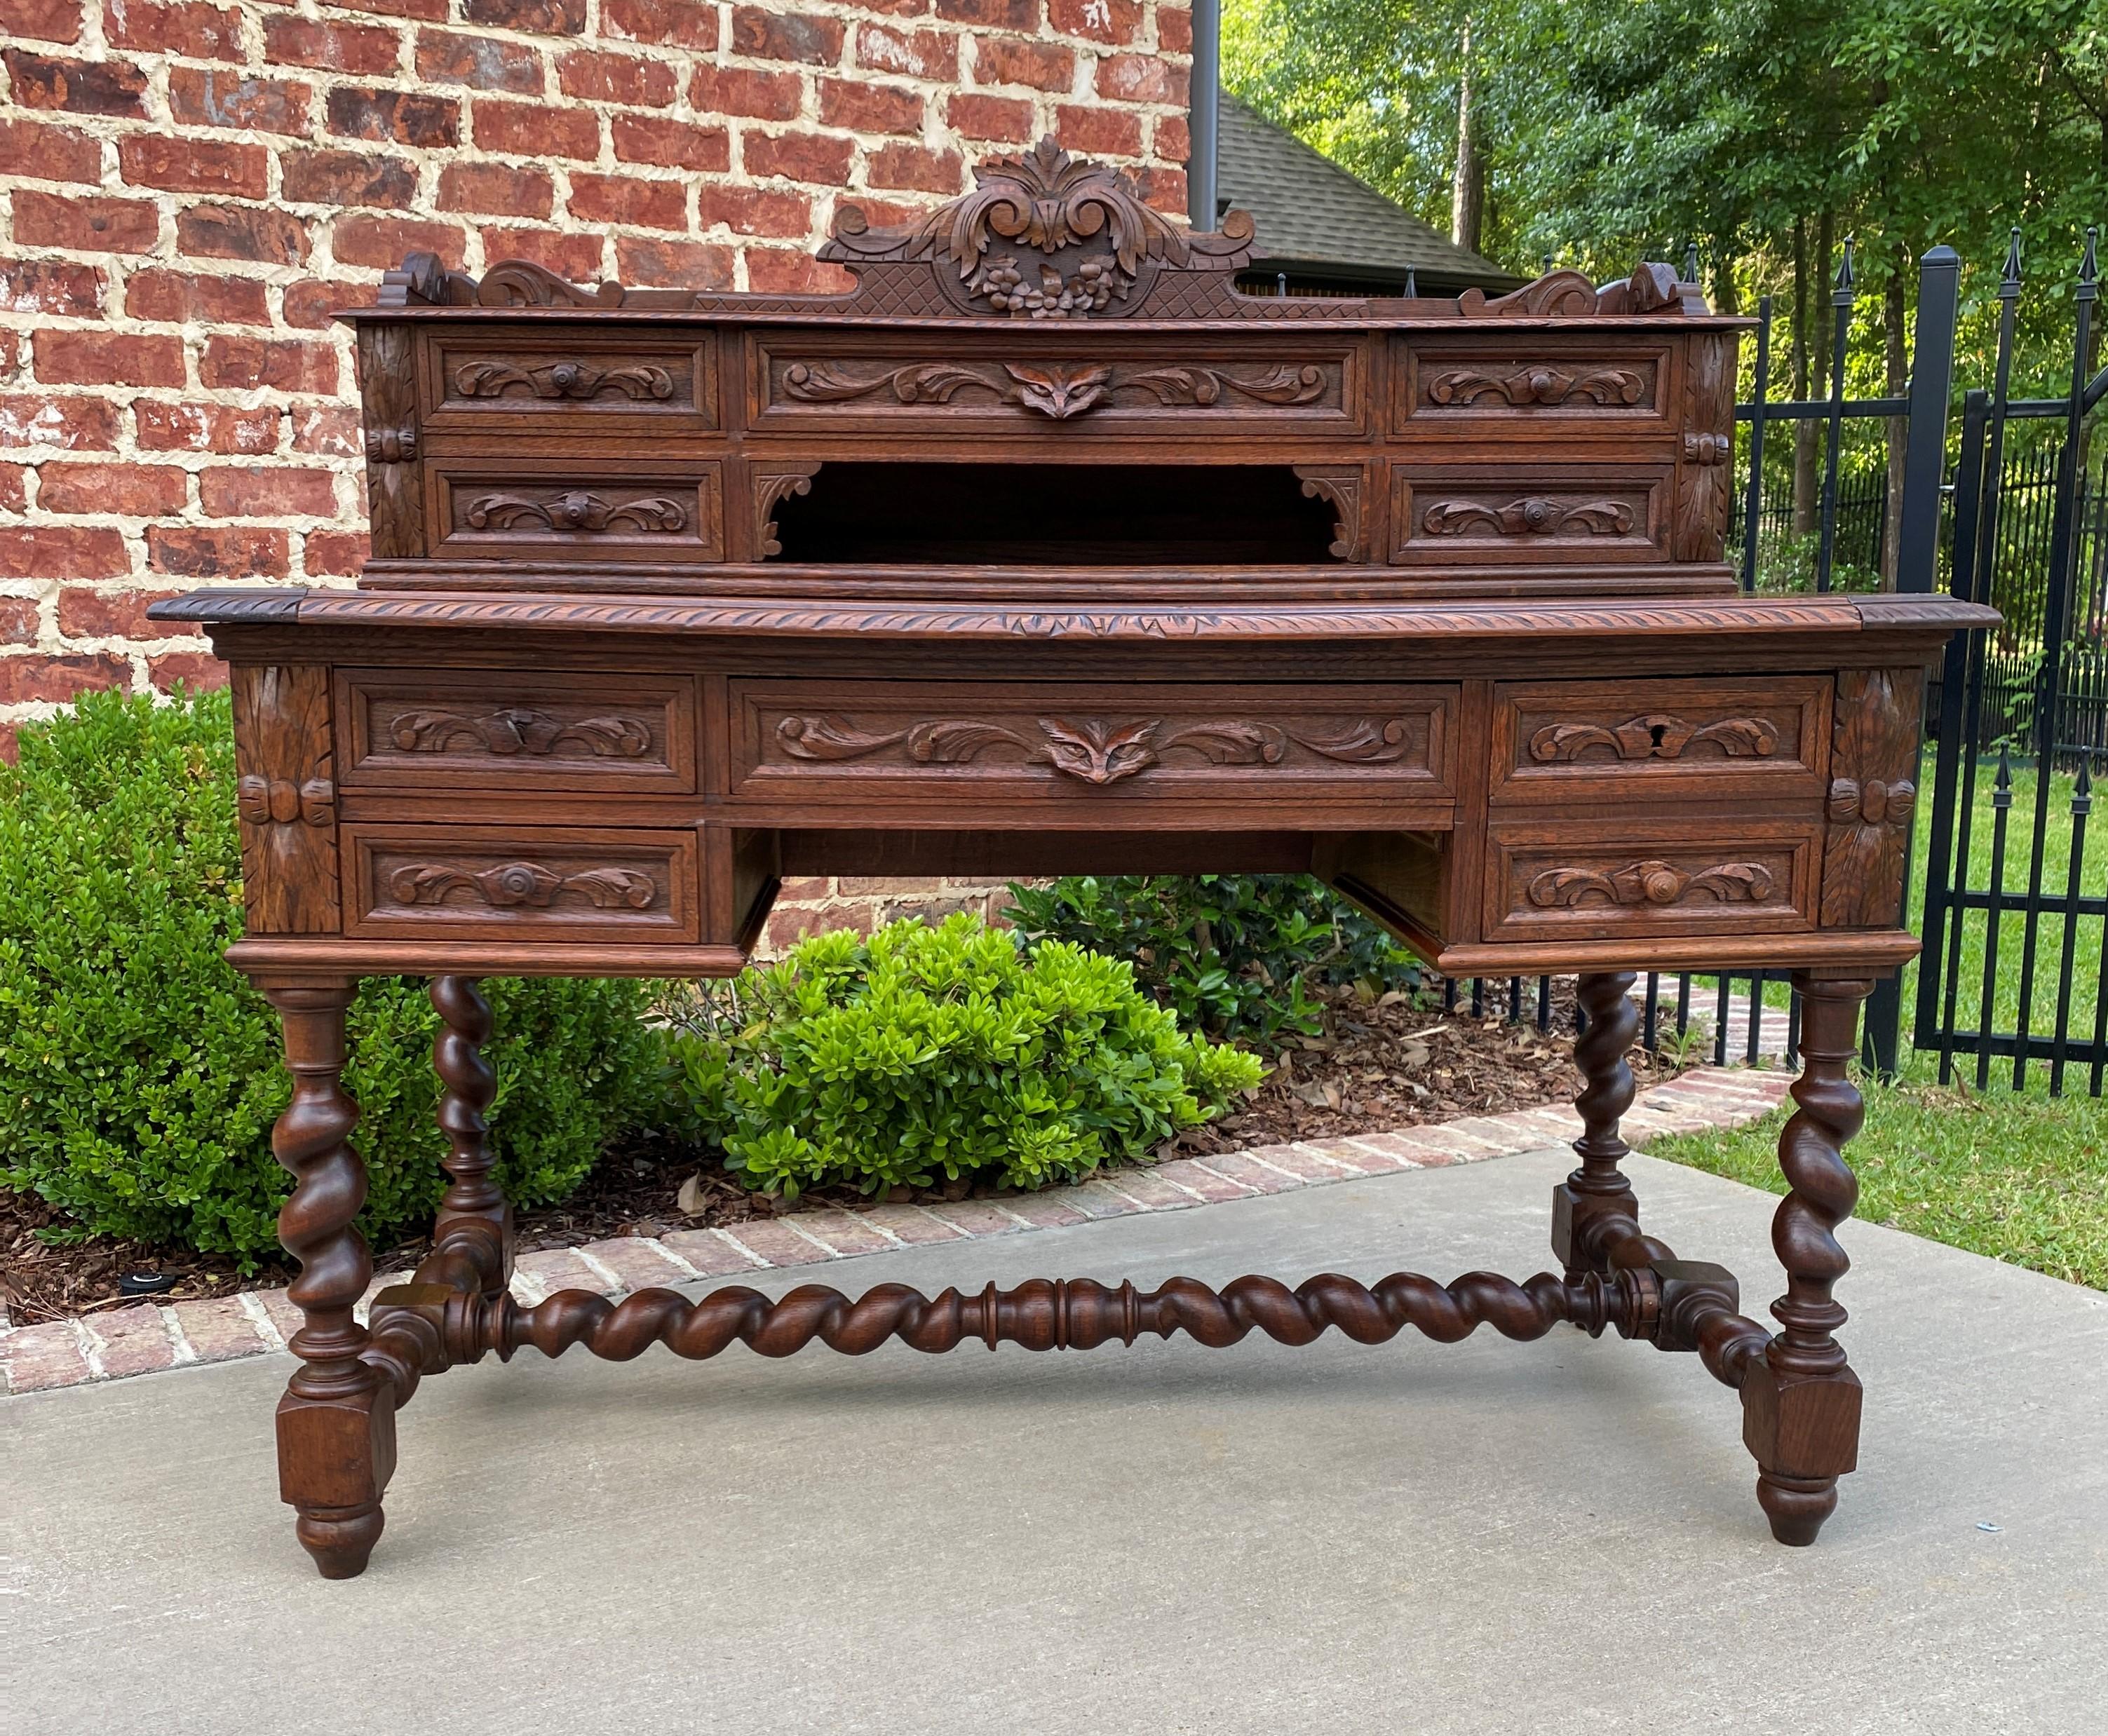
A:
1216;95;1525;292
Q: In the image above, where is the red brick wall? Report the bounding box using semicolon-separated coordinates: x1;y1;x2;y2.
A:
0;0;1195;779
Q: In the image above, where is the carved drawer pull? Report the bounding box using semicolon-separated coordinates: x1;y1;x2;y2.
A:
1527;859;1775;909
1529;713;1780;764
387;861;658;911
464;491;687;534
1422;497;1635;537
388;707;654;759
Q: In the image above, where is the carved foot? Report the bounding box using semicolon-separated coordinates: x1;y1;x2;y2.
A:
294;1503;386;1580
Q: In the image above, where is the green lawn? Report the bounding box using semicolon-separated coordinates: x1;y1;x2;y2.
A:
1647;1075;2108;1291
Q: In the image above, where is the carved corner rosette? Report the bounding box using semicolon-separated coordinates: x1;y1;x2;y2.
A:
1821;669;1920;927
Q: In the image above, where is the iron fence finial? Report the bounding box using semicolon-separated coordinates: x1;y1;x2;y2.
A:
2001;228;2023;292
2079;227;2099;300
1833;236;1856;304
1684;241;1700;283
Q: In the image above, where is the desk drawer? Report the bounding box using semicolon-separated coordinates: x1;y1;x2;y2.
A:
337;668;698;793
344;825;700;942
426;459;724;564
1389;463;1671;566
1491;677;1830;803
729;680;1455;805
1485;818;1818;944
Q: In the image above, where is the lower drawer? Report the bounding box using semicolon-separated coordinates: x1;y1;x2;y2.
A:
1485;818;1818;944
343;825;700;943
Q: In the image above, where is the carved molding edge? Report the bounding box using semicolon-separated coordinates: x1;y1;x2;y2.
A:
1527;859;1776;909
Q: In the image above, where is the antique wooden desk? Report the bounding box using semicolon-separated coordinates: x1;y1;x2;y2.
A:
154;144;1992;1578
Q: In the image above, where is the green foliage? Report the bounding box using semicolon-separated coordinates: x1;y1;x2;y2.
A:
1226;0;2106;398
1648;1075;2108;1291
664;912;1262;1198
1001;874;1421;1051
0;688;666;1265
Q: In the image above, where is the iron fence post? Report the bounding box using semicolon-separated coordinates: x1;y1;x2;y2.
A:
1867;247;1961;1073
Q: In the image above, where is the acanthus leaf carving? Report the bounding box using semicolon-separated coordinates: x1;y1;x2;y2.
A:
1527;858;1776;909
452;359;674;402
781;361;995;405
1426;365;1646;407
780;359;1332;417
753;463;822;559
388;707;654;759
387;860;658;911
1422;496;1636;538
463;491;688;534
1529;713;1781;764
1284;719;1413;762
1294;467;1363;562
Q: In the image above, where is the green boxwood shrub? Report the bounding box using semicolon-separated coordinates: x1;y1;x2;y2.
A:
666;911;1262;1198
1003;874;1422;1051
0;688;667;1266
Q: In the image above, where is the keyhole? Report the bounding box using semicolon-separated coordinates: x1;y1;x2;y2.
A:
1649;722;1669;753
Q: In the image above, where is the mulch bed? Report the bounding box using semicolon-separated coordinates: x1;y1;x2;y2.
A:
1;979;1683;1327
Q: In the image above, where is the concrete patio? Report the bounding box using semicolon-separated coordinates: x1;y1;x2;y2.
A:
6;1145;2104;1735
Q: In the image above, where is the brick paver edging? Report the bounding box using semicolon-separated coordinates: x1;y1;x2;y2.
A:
0;1068;1790;1397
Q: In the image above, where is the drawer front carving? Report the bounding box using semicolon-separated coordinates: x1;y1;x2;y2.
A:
1485;820;1818;943
1396;337;1677;434
427;461;723;562
750;339;1362;433
337;668;698;792
729;680;1454;803
345;825;699;942
421;330;717;432
1390;466;1671;565
1491;677;1830;802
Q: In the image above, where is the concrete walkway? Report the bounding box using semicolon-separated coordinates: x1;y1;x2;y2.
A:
6;1147;2105;1735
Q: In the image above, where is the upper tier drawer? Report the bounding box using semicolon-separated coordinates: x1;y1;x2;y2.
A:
728;680;1456;807
426;459;724;563
419;328;718;435
1393;335;1681;436
1490;677;1832;803
336;667;698;793
746;336;1366;435
1390;463;1670;566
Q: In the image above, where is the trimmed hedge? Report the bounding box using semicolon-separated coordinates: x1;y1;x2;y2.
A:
668;911;1262;1198
0;689;667;1266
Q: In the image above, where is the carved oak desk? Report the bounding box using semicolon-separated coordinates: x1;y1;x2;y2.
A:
152;144;1992;1578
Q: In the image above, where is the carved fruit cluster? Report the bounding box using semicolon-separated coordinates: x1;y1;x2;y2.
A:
978;255;1116;318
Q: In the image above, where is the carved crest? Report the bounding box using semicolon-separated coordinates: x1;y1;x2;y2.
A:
819;136;1254;320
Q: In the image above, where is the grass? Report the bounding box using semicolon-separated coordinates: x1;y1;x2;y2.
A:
1647;1074;2108;1291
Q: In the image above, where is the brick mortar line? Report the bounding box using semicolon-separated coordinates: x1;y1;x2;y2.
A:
0;1066;1788;1397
